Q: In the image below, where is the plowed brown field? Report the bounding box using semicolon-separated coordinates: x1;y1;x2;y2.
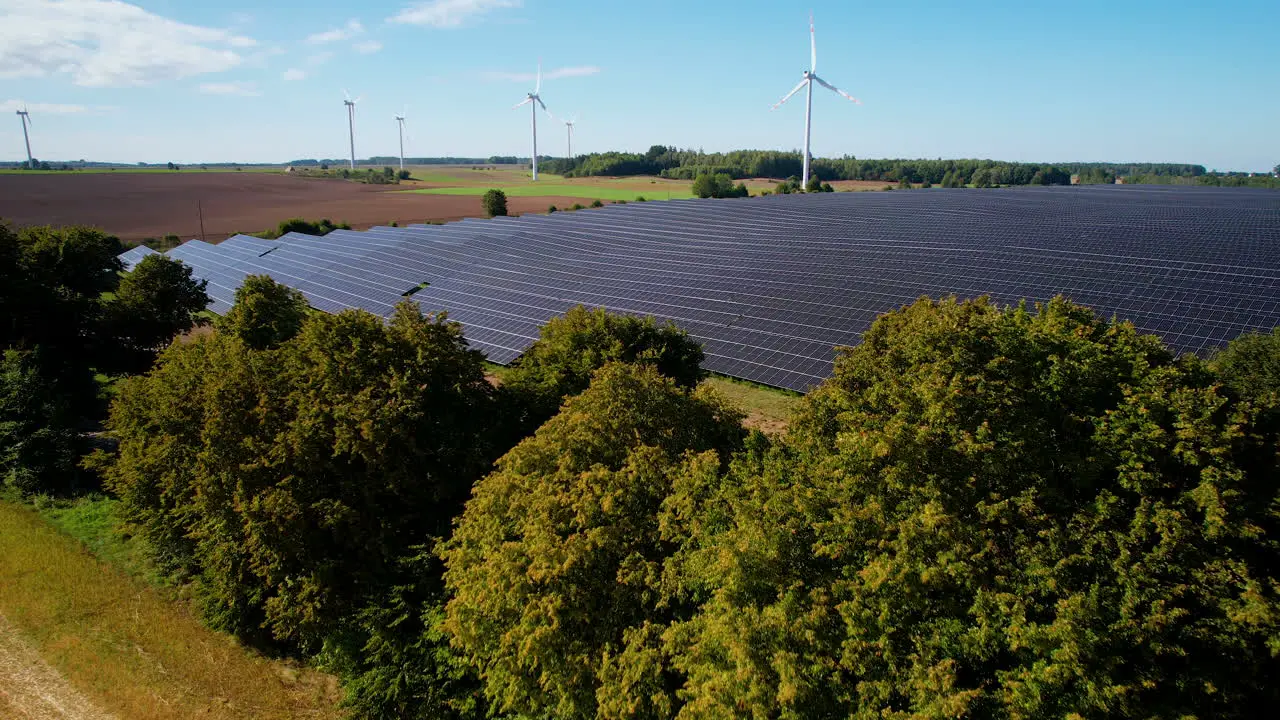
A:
0;172;593;242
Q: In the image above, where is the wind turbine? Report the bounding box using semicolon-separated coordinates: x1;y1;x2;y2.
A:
771;13;860;189
562;114;577;160
343;90;361;170
395;109;407;172
15;105;33;169
512;61;551;181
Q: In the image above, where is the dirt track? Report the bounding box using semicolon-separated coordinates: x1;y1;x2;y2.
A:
0;173;590;242
0;612;115;720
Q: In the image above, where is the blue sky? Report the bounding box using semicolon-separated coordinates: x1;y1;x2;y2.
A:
1;0;1276;170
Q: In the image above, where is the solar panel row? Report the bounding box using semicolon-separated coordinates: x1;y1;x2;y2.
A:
117;243;158;271
117;185;1280;391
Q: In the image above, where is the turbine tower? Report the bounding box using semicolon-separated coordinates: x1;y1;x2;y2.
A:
771;13;860;189
395;109;406;172
513;61;551;181
563;114;576;160
15;106;33;169
343;91;361;170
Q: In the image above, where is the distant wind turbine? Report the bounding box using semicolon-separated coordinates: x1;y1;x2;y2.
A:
512;61;552;181
395;108;407;172
343;90;361;169
772;12;860;189
15;105;33;169
562;114;577;160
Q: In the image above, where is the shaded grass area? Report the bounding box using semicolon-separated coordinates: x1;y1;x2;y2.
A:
702;375;802;435
402;184;695;201
0;497;342;720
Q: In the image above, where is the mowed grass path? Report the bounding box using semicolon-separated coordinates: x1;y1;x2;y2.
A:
0;499;341;720
403;183;695;201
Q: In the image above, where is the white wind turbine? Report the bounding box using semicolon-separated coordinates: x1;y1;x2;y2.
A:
15;105;33;169
562;114;577;160
772;13;860;189
395;108;407;172
343;90;361;169
512;61;552;181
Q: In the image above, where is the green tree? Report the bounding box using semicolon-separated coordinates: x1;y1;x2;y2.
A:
481;189;508;217
105;301;500;650
106;253;210;371
0;349;83;494
500;305;706;432
442;363;746;719
219;275;310;350
671;297;1280;718
1211;328;1280;405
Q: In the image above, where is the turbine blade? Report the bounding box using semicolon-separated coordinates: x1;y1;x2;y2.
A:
536;96;548;112
812;75;861;104
343;88;351;101
513;97;533;109
535;58;542;94
810;12;816;72
771;78;809;110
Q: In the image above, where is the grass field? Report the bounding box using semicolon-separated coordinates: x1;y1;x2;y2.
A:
702;375;802;435
0;496;342;719
404;184;695;201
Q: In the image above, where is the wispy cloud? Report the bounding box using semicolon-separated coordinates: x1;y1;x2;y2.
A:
390;0;521;28
198;81;261;97
483;65;602;83
0;0;257;87
0;100;113;114
282;68;306;81
354;40;383;54
306;51;334;67
306;19;363;44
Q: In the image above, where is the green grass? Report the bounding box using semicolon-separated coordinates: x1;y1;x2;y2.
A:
31;494;158;581
0;497;341;719
403;184;695;201
701;375;802;435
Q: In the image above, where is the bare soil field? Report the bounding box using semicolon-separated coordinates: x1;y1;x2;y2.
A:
0;172;586;242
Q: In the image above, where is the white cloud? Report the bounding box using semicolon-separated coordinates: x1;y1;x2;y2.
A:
306;19;363;44
0;0;258;87
0;99;103;114
282;68;306;81
353;40;383;54
390;0;520;28
483;65;602;82
198;81;260;97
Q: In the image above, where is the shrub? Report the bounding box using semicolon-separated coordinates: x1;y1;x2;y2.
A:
635;196;647;202
500;305;706;433
673;297;1280;718
442;363;745;719
590;199;603;208
569;203;584;211
481;189;508;217
547;205;558;213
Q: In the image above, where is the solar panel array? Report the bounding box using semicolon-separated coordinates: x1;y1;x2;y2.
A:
122;185;1280;392
117;243;159;271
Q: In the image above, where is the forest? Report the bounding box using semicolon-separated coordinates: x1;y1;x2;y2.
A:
3;220;1280;719
538;148;1280;188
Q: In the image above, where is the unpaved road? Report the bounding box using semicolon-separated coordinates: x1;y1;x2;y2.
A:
0;612;115;720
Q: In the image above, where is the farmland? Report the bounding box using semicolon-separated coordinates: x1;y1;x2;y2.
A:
0;165;896;243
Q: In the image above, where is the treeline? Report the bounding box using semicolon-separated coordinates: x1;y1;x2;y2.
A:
6;220;1280;718
289;157;530;167
0;223;209;494
538;146;1210;185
